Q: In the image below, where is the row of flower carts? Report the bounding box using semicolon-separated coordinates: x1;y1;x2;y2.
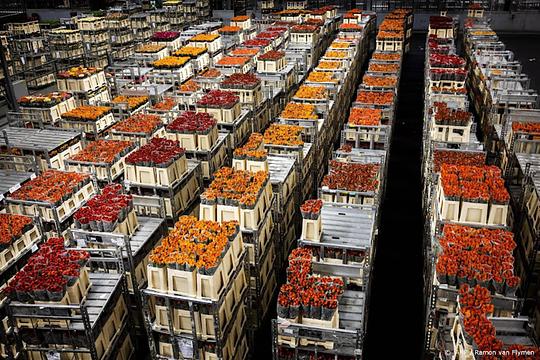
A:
421;13;540;359
272;9;411;360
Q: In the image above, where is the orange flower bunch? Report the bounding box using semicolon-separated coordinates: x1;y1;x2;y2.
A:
379;19;405;31
179;79;199;93
113;114;162;134
70;140;132;164
470;30;496;36
340;23;363;30
355;91;394;105
431;86;467;94
368;63;399;73
190;33;220;42
218;25;242;33
294;85;327;99
372;52;401;61
173;46;207;58
330;42;351;49
62;105;111;121
307;71;337;83
325;50;348;59
10;170;89;204
57;66;100;79
512;121;540;135
0;214;32;247
377;30;404;39
263;124;304;146
280;103;318;120
231;15;250;21
201;68;221;78
152;98;176;111
317;61;341;70
230;48;259;57
363;75;397;88
216;56;250;66
152;56;190;69
233;133;267;160
202;167;269;207
136;44;166;53
112;95;149;110
149;216;238;269
348;108;382;126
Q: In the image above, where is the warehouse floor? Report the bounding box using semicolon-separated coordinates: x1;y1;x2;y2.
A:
364;34;426;359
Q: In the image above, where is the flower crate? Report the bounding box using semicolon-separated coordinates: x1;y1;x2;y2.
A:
216;109;252;150
5;21;40;36
149;63;194;85
165;111;218;151
151;31;183;52
184;133;229;180
147;216;243;300
257;50;286;73
73;86;111;107
436;165;509;226
82;30;109;44
199;168;273;231
18;93;76;125
233;133;268;173
174;46;211;72
64;140;135;182
231;16;252;30
60;106;115;135
57;67;107;93
77;16;107;31
221;73;263;110
73;184;139;236
215;56;253;75
124;138;188;187
188;34;223;55
111;114;166;145
0;214;41;271
6;170;95;224
48;28;82;45
376;38;403;52
196;90;242;124
290;25;320;46
133;44;170;64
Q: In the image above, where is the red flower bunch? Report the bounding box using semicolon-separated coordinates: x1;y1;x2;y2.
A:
433;150;485;172
440;164;510;203
70;140;133;164
10;170;89;205
433;102;471;126
256;31;280;40
167;111;216;134
197;90;239;108
242;39;271;47
112;114;163;135
512;121;540;135
291;24;319;33
0;214;33;249
150;31;180;41
429;16;453;29
429;53;465;68
221;73;261;89
436;224;518;295
74;183;133;232
322;161;380;192
300;199;323;219
258;50;285;61
3;237;89;302
125;138;185;167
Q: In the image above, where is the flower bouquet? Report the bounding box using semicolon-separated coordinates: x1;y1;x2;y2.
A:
216;56;250;67
372;52;402;61
0;214;33;250
325;50;348;59
148;216;237;276
179;79;200;93
167;111;217;135
152;56;190;69
291;24;319;33
322;161;380;192
189;34;220;42
136;44;167;53
3;237;89;303
221;73;260;90
432;150;485;172
18;92;72;108
317;61;342;70
233;133;267;161
197;90;239;109
242;39;271;48
355;91;395;105
126;138;185;168
74;183;133;232
218;25;241;34
280;103;318;120
230;48;260;57
306;71;338;84
112;96;149;111
340;23;363;31
61;105;112;122
57;66;100;79
511;121;540;136
259;50;285;61
368;63;400;73
150;31;181;42
294;85;327;100
429;54;465;69
300;199;323;220
433;102;471;126
9;170;90;206
173;46;207;58
151;98;176;112
362;75;397;88
348;107;382;126
69;139;133;165
200;68;222;79
203;167;269;209
263;124;304;147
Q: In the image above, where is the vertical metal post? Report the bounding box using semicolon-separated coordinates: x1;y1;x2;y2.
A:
0;43;19;112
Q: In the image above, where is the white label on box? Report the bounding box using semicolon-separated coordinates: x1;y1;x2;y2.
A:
76;239;87;248
30;173;36;180
20;56;25;65
9;183;21;193
178;338;193;358
112;238;124;247
0;194;3;201
31;244;38;253
46;351;60;360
